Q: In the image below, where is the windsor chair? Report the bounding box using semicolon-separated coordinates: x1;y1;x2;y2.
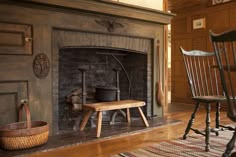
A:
210;29;236;157
180;47;227;151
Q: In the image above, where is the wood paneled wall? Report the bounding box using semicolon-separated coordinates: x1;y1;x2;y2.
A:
171;2;236;104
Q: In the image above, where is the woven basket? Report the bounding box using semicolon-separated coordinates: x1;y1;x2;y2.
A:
0;102;49;150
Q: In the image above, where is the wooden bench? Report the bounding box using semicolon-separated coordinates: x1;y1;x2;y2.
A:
79;99;149;137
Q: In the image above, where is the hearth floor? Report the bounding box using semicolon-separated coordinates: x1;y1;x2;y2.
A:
0;117;181;157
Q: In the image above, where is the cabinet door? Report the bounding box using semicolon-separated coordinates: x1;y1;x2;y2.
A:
0;22;32;55
0;81;28;125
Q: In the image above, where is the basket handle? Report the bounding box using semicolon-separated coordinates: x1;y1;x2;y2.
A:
19;100;31;129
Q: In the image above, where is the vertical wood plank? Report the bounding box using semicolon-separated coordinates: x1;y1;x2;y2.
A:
163;0;169;114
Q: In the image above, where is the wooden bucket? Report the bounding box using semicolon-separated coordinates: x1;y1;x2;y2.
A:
0;102;49;150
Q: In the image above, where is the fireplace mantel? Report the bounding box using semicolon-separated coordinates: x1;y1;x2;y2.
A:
11;0;174;24
0;0;174;134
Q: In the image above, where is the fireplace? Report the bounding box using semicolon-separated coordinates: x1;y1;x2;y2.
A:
0;1;173;135
52;30;152;132
58;47;148;131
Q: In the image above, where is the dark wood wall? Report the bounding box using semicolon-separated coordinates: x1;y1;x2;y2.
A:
171;2;236;104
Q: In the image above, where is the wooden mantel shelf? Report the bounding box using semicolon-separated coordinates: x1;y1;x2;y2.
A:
5;0;175;24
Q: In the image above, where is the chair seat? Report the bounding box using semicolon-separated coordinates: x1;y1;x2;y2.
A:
192;95;226;103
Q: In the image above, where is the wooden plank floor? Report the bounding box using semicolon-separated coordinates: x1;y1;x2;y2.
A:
26;103;233;157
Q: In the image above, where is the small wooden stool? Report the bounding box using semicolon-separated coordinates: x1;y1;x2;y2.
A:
79;99;149;137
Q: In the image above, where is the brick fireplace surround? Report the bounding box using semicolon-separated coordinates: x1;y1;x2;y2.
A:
0;0;174;135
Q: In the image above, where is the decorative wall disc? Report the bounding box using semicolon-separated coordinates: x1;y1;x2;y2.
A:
33;53;50;79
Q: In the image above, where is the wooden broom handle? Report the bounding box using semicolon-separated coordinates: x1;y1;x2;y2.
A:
19;101;31;129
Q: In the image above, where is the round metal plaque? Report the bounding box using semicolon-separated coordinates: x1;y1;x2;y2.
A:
33;53;50;79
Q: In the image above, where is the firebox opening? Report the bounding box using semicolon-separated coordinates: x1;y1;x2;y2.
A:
58;47;147;132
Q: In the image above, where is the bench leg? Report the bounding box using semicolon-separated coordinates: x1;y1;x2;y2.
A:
80;110;93;131
96;111;103;138
126;108;131;123
137;107;149;127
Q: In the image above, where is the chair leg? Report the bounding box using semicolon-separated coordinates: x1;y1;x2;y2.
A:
205;103;211;152
222;127;236;157
183;102;200;139
215;102;220;136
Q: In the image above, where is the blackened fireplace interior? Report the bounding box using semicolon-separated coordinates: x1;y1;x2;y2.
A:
59;47;147;131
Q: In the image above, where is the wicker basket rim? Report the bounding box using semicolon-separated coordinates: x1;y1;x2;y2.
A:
0;121;49;137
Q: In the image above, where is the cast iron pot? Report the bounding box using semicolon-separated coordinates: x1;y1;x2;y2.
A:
95;86;117;102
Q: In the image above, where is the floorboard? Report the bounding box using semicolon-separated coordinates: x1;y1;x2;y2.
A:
0;103;233;157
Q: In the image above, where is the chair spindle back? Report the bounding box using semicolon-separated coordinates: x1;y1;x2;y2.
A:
180;47;222;97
